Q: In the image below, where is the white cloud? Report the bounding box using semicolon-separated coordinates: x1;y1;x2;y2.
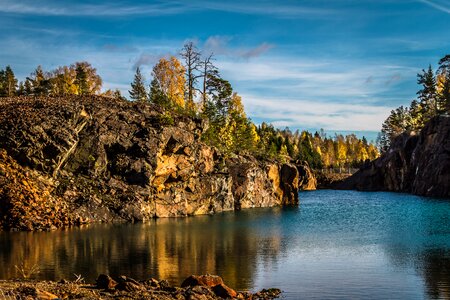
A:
242;94;391;131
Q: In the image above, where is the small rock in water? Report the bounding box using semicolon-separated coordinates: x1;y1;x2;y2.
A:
181;274;224;288
212;283;238;298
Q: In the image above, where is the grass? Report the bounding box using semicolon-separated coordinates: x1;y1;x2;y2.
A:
14;262;40;280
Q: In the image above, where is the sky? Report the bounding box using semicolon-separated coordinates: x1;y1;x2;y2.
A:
1;0;449;140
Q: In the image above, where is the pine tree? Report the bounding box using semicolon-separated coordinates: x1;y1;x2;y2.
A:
149;78;168;107
129;67;147;102
17;81;25;96
417;65;437;119
437;54;450;113
29;65;50;95
75;64;88;95
24;78;33;95
0;68;5;96
4;66;17;96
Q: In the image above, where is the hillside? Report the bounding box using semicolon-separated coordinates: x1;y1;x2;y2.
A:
0;96;310;231
336;115;450;197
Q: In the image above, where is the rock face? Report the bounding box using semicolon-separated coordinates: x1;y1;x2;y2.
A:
0;96;303;230
337;116;450;198
295;161;317;190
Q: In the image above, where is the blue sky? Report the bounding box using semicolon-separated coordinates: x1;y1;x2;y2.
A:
1;0;449;139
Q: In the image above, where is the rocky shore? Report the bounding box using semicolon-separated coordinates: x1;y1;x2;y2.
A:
0;96;315;231
336;115;450;197
0;274;281;299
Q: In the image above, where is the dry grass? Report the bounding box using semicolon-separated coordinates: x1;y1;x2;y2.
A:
14;262;40;280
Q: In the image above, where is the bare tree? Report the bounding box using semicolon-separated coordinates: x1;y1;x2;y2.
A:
180;42;202;110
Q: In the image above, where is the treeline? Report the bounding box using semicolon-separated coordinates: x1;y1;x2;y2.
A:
378;54;450;152
256;125;378;168
0;62;108;97
0;42;378;169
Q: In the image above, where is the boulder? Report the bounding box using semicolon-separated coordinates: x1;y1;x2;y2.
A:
181;275;224;288
181;275;237;299
95;274;117;289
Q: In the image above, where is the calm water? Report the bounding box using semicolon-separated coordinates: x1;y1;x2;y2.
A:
1;190;450;299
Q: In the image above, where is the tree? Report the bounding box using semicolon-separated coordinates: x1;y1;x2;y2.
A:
24;78;33;95
149;57;186;109
437;54;450;113
378;106;411;152
28;65;50;95
417;65;437;118
204;74;233;121
50;66;77;96
72;62;102;95
180;42;202;111
129;67;147;102
200;53;218;109
0;66;18;97
75;64;89;95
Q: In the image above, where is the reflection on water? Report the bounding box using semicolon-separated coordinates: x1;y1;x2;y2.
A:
0;209;286;290
0;190;449;299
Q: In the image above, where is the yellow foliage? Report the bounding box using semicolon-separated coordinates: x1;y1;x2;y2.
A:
228;93;246;118
152;56;186;108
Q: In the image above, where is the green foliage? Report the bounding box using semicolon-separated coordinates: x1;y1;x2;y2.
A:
158;112;175;126
129;67;147;102
379;54;450;152
75;64;89;95
0;66;18;97
149;78;170;108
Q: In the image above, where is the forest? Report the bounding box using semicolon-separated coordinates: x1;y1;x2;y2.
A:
377;55;450;152
0;43;379;170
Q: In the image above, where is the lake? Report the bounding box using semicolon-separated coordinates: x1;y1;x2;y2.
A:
1;190;449;299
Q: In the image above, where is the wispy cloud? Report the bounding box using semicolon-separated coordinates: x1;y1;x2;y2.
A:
203;36;273;59
242;94;390;131
0;0;337;18
418;0;450;14
0;1;190;16
191;1;337;18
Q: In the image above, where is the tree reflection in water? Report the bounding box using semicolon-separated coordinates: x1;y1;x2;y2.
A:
0;208;285;291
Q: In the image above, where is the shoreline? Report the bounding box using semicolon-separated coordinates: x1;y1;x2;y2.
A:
0;274;281;300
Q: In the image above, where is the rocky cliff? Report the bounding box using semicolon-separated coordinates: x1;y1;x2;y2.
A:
337;115;450;197
0;96;305;230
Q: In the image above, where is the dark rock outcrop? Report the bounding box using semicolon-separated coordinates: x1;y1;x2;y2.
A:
295;161;317;190
337;116;450;197
0;96;303;230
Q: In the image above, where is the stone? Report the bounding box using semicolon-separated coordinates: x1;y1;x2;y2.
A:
211;283;238;298
181;275;224;288
36;289;60;300
95;274;117;289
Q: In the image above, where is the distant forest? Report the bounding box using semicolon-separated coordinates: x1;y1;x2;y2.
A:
0;42;381;169
378;55;450;152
